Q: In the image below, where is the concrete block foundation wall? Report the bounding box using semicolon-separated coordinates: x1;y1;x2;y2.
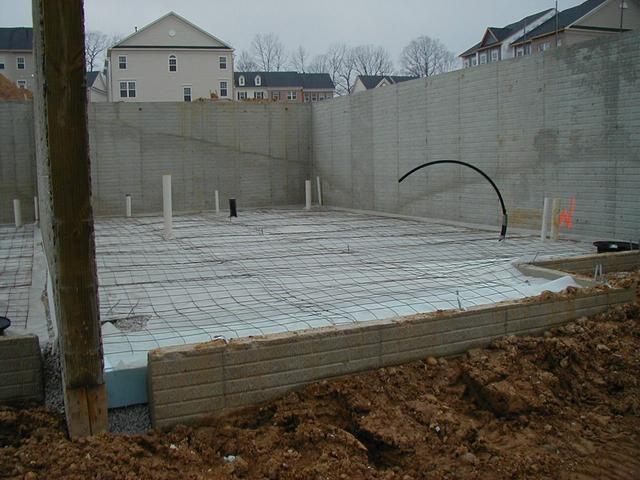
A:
311;31;640;240
88;102;312;216
0;101;311;223
0;334;43;405
148;287;634;428
0;102;36;224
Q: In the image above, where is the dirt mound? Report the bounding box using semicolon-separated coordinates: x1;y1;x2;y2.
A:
1;277;639;479
0;74;33;100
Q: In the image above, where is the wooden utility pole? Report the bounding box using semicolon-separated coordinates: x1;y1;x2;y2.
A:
32;0;107;437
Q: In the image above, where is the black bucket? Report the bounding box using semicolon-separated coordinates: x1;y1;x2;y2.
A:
0;317;10;335
593;241;639;254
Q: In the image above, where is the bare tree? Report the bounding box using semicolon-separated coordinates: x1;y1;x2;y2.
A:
400;36;455;77
85;31;109;71
351;45;394;76
290;46;309;73
236;50;258;72
251;33;286;71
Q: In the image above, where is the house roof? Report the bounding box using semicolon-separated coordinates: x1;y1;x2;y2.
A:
112;11;233;50
356;75;418;89
87;71;100;87
0;27;33;51
511;0;608;45
460;8;554;56
234;72;335;89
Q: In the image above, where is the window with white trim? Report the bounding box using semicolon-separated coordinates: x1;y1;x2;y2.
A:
0;58;5;70
479;52;487;64
238;91;247;100
16;57;25;69
183;86;192;102
287;91;296;101
471;57;477;66
463;58;470;68
119;80;136;98
219;56;227;69
311;93;318;102
220;81;228;97
304;93;311;103
254;91;264;99
272;91;280;101
491;49;499;61
255;75;261;86
168;55;177;72
538;42;551;53
118;55;127;69
17;80;27;89
516;47;524;57
239;75;245;86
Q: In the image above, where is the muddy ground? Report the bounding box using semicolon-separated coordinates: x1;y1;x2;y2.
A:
1;274;639;479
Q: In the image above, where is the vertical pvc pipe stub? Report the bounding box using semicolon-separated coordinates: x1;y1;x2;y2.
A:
163;175;173;240
305;180;312;210
13;199;22;228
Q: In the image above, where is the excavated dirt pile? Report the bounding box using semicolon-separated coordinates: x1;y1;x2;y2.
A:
1;274;639;479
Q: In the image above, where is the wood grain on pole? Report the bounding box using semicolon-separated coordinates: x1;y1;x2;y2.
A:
31;0;107;437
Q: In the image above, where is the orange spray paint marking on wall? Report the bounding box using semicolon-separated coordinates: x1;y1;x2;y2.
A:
558;197;576;230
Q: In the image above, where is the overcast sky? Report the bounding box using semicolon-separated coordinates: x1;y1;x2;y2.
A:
1;0;585;64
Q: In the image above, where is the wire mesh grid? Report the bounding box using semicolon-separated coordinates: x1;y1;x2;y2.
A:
94;209;592;367
0;224;34;329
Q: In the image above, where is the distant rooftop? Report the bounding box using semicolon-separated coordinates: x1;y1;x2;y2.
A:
0;27;33;51
234;71;335;89
356;75;419;89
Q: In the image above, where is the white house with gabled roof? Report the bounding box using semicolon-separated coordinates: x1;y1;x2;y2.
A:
106;12;234;102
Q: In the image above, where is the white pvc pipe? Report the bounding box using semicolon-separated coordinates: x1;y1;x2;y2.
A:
33;196;39;223
550;198;561;240
125;194;132;217
305;180;311;210
316;176;322;206
214;190;220;214
540;197;550;241
13;199;22;228
163;175;173;239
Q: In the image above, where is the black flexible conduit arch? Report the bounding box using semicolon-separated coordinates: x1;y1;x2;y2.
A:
398;160;509;241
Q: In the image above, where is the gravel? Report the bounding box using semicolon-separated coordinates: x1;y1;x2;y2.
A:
42;339;152;434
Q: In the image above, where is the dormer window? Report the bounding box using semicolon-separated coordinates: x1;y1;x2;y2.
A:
255;75;261;86
169;55;177;72
239;75;245;86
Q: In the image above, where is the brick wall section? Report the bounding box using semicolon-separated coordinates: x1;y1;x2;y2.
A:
148;287;634;428
88;102;312;216
0;334;43;404
0;101;36;224
311;31;640;239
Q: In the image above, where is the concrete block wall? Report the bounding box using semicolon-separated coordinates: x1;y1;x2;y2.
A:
312;31;640;240
0;102;36;224
534;250;640;275
0;334;43;404
148;287;634;428
88;102;312;216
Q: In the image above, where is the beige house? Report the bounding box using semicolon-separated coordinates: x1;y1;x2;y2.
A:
107;12;234;102
461;0;640;67
0;27;34;92
87;71;108;102
234;72;334;103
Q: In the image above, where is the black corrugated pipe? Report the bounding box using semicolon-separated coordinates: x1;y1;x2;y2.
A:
398;160;508;241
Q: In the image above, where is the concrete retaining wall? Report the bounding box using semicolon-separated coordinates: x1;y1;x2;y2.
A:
1;101;311;223
0;334;43;405
0;102;36;224
311;31;640;240
148;287;634;428
88;102;312;216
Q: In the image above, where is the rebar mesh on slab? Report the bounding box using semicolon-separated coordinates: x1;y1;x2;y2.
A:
94;210;592;367
0;225;33;329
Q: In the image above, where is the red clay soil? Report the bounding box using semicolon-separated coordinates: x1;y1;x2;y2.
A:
0;74;33;101
1;276;639;479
